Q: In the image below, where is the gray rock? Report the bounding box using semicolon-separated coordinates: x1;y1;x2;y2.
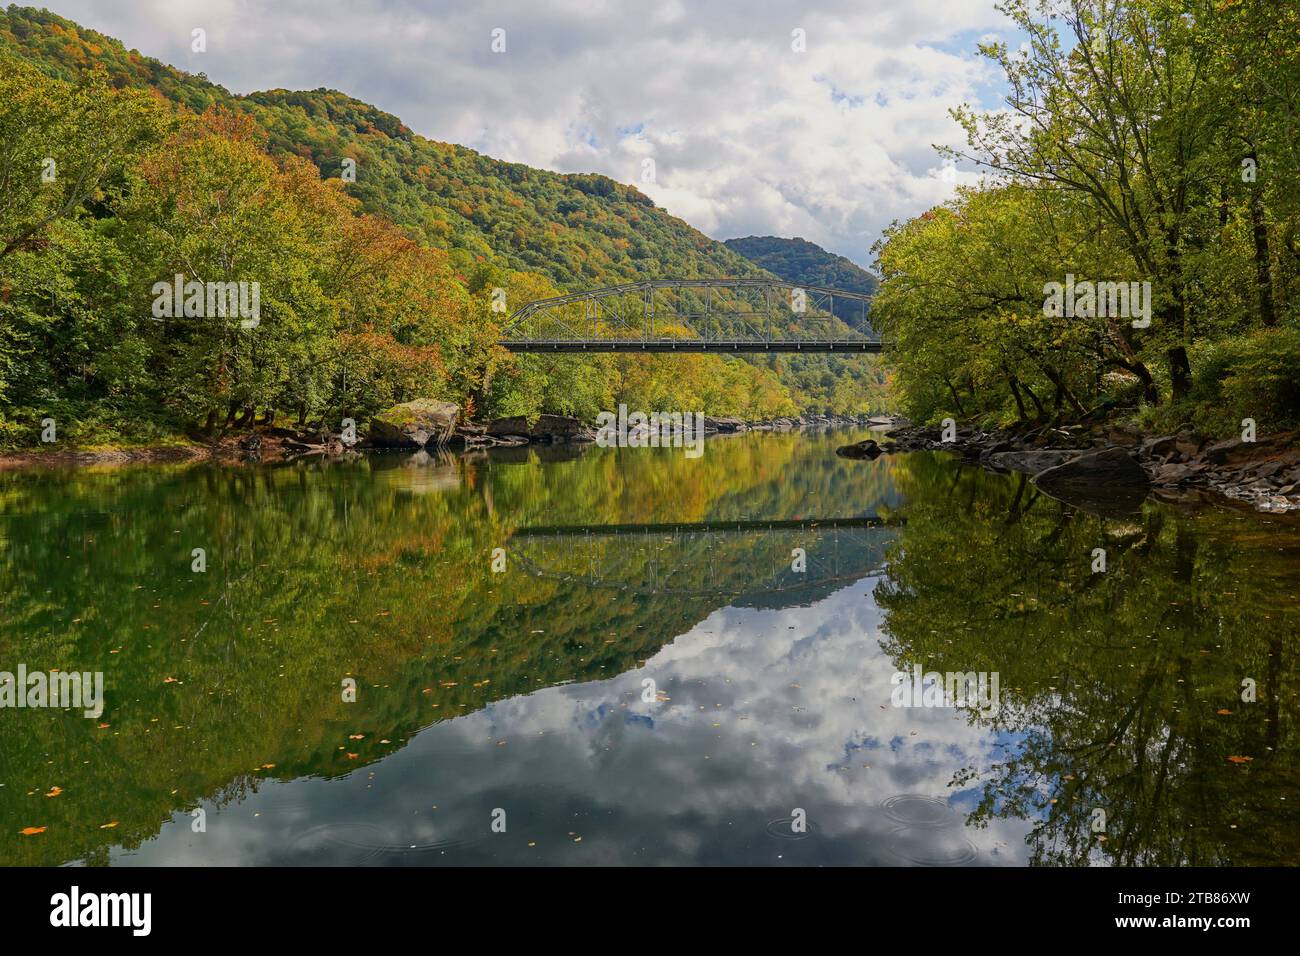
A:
532;414;584;438
486;416;531;437
703;417;748;433
1139;435;1178;458
1152;462;1196;485
370;399;459;447
1034;447;1151;491
985;449;1087;475
836;439;883;460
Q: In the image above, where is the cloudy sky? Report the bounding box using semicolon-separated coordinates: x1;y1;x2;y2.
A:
56;0;1015;267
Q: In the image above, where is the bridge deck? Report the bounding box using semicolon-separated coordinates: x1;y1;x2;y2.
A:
500;339;885;353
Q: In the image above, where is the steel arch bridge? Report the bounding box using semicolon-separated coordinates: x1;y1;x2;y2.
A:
498;278;882;353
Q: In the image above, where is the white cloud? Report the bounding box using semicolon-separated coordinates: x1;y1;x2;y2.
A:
52;0;1011;266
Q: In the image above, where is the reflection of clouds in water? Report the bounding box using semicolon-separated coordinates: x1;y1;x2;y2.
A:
114;578;1030;865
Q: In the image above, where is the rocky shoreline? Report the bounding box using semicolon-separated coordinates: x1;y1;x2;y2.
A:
0;406;884;469
838;421;1300;515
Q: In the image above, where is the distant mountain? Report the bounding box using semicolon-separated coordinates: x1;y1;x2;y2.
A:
724;236;876;326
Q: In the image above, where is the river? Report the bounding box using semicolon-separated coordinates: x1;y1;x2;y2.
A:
1;430;1297;865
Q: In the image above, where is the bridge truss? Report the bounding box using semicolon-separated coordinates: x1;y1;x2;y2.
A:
499;278;881;353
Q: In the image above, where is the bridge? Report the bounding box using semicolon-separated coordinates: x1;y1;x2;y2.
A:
499;278;882;353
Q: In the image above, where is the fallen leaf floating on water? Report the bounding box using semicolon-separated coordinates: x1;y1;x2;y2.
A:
1227;755;1254;764
45;787;62;798
1217;709;1232;715
20;827;46;836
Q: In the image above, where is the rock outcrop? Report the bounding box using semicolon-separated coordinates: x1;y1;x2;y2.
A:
369;400;459;447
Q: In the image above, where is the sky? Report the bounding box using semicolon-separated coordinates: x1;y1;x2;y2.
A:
53;0;1016;268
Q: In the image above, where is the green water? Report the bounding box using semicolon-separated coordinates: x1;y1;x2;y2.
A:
0;431;1297;866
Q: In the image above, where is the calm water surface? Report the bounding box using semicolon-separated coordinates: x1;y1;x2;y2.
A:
1;430;1297;865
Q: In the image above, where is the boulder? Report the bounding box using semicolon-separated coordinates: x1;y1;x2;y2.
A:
984;449;1087;475
1138;435;1179;459
530;414;586;441
486;416;531;437
703;416;749;434
485;414;587;442
836;438;883;460
1174;430;1207;459
369;399;459;447
1151;462;1199;485
1033;447;1151;491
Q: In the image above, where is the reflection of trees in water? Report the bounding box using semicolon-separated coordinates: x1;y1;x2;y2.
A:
875;453;1300;866
0;432;900;864
508;518;899;605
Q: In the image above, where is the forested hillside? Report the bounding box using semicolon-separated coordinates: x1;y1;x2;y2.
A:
725;236;878;308
0;5;889;449
725;234;890;419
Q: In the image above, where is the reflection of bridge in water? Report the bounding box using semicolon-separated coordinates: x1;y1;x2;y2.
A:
509;516;902;602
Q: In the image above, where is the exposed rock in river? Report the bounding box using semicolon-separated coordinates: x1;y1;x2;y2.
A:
836;438;883;460
486;414;591;442
983;449;1088;474
369;399;459;448
1033;447;1150;489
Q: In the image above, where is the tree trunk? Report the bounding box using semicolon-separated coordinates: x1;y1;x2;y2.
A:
1249;182;1276;326
1167;346;1192;403
1020;379;1047;420
1040;364;1086;416
944;376;966;417
1006;371;1028;421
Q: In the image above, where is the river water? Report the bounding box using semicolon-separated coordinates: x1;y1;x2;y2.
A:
1;430;1297;865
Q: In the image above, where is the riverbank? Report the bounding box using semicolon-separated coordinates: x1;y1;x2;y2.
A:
844;421;1300;514
0;412;886;469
